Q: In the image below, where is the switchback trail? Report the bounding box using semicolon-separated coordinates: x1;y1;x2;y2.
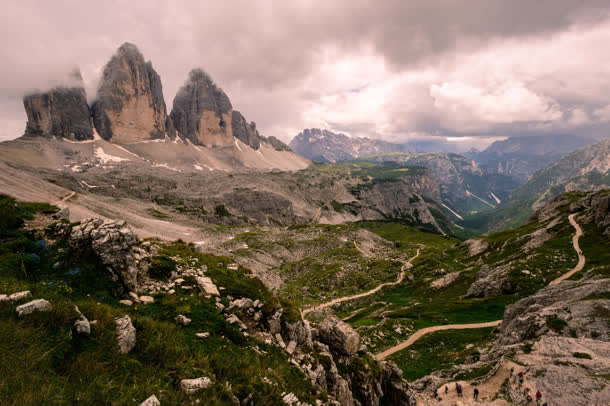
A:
302;249;420;316
375;214;585;360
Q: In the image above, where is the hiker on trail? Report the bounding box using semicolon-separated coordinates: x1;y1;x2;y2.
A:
518;375;524;387
536;390;542;400
433;387;438;399
457;383;463;397
473;387;479;401
444;386;448;395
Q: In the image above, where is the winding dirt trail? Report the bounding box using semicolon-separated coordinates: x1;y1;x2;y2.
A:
302;249;420;316
375;214;585;360
59;191;76;203
374;321;502;360
549;213;585;285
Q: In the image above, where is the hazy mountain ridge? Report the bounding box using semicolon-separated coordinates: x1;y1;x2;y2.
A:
474;138;610;231
289;128;414;162
473;135;601;182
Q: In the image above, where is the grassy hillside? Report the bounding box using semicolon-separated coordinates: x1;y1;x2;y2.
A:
0;195;319;405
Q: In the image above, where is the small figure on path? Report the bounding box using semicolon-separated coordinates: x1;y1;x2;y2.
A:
473;387;479;401
536;390;542;401
444;386;448;395
456;383;463;397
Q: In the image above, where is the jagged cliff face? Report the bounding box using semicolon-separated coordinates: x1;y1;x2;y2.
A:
23;70;93;141
170;69;233;147
92;43;168;143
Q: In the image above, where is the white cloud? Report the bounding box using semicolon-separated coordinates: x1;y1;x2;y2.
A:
429;82;562;130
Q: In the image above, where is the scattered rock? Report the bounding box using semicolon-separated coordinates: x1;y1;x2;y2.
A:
226;314;247;330
139;394;160;406
6;291;32;302
180;377;211;394
115;315;136;354
119;299;133;306
233;297;253;310
139;295;154;304
267;311;282;335
195;276;220;296
73;305;91;336
286;340;297;355
430;271;461;288
16;299;52;316
196;332;210;339
175;314;192;326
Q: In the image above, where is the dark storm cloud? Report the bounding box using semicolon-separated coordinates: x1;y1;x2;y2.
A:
1;0;609;143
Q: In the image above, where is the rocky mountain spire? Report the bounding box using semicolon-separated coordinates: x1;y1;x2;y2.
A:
23;69;93;140
170;69;234;146
231;110;262;150
92;42;168;143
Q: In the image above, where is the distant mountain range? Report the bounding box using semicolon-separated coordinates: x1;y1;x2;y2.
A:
288;128;415;162
468;138;610;232
471;135;600;182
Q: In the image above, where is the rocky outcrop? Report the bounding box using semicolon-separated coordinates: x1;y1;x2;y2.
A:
318;317;361;355
489;274;610;406
23;69;93;140
170;69;233;146
115;315;136;354
92;43;168;143
69;218;153;292
460;239;489;257
430;271;461;289
231;111;261;150
495;278;609;346
466;264;515;298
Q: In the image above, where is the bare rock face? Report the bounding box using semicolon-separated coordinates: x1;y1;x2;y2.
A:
170;69;233;146
318;317;361;355
23;69;93;140
231;110;261;149
69;218;153;292
92;43;168;143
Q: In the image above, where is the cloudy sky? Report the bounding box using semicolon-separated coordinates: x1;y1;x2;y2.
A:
2;1;610;149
